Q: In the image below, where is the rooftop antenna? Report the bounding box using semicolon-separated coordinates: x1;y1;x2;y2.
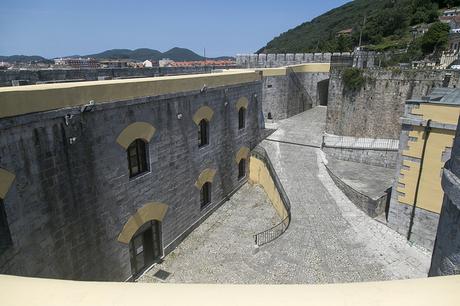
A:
358;14;367;48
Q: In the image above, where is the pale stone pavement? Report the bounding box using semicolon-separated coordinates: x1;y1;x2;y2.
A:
140;106;430;284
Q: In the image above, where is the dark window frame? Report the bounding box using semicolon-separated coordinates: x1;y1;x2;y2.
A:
200;182;211;209
238;107;246;130
127;139;149;178
238;159;246;180
198;119;209;148
129;220;163;277
0;199;12;254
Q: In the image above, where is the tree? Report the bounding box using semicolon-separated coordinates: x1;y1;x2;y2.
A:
420;22;450;54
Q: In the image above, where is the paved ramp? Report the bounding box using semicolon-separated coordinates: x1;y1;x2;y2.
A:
141;107;430;284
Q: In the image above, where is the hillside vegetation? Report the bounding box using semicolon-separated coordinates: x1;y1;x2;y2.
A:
259;0;460;54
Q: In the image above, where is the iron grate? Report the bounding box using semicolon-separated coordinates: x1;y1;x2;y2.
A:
153;269;171;281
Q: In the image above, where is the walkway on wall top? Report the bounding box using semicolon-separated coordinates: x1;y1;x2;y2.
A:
0;274;458;306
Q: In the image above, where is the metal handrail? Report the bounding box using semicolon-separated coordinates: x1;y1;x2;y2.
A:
252;146;292;247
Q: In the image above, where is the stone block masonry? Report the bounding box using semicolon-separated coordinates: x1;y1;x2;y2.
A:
0;66;219;87
326;68;460;140
0;73;263;281
260;65;330;120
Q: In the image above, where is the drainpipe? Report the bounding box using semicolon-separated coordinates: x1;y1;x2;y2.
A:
407;119;432;241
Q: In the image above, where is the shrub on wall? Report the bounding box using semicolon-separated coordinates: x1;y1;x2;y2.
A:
342;68;365;91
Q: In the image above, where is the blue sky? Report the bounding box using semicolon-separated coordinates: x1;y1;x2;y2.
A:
0;0;350;58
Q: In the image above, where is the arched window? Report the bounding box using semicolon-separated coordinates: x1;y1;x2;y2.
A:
238;159;246;180
238;107;246;129
127;139;148;178
198;119;209;147
200;182;211;208
0;199;12;254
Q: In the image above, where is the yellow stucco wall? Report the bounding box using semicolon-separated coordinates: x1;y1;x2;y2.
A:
258;63;331;77
0;71;260;119
397;103;459;213
249;156;288;221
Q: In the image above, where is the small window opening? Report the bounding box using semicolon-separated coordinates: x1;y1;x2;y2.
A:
238;159;246;180
200;182;211;208
198;119;209;147
128;139;148;178
238;108;246;130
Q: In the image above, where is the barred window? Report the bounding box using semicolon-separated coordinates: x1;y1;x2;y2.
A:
198;119;209;147
200;182;211;208
127;139;148;178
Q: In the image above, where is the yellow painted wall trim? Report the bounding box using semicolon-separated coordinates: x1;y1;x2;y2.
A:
194;168;217;189
0;168;15;200
116;122;156;149
411;103;460;126
0;71;261;119
1;274;460;306
397;102;459;213
258;63;331;77
235;97;249;110
192;106;214;125
289;63;331;73
118;202;169;244
249;156;288;221
235;147;250;164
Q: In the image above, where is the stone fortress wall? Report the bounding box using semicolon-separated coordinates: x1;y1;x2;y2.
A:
260;65;330;120
0;66;221;87
236;50;376;69
324;68;460;168
0;72;264;281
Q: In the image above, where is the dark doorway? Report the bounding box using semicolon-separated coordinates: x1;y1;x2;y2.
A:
317;79;330;106
130;220;162;276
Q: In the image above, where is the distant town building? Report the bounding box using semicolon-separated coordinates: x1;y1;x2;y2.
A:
159;58;174;67
410;24;430;38
54;57;98;69
99;60;128;69
0;61;11;70
443;8;460;17
448;33;460;52
336;28;353;37
143;60;153;68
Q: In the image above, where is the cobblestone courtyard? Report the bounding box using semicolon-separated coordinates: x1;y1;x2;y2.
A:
140;107;430;284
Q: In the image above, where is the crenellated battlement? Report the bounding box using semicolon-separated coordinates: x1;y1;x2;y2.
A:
236;50;377;69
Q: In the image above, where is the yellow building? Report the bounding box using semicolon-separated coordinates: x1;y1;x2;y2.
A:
388;88;460;251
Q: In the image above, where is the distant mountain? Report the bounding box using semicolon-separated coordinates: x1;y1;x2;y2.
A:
1;47;235;63
76;47;233;61
85;48;164;61
162;47;204;61
0;55;51;63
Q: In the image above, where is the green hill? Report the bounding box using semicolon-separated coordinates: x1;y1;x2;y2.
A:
0;55;51;63
259;0;459;54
